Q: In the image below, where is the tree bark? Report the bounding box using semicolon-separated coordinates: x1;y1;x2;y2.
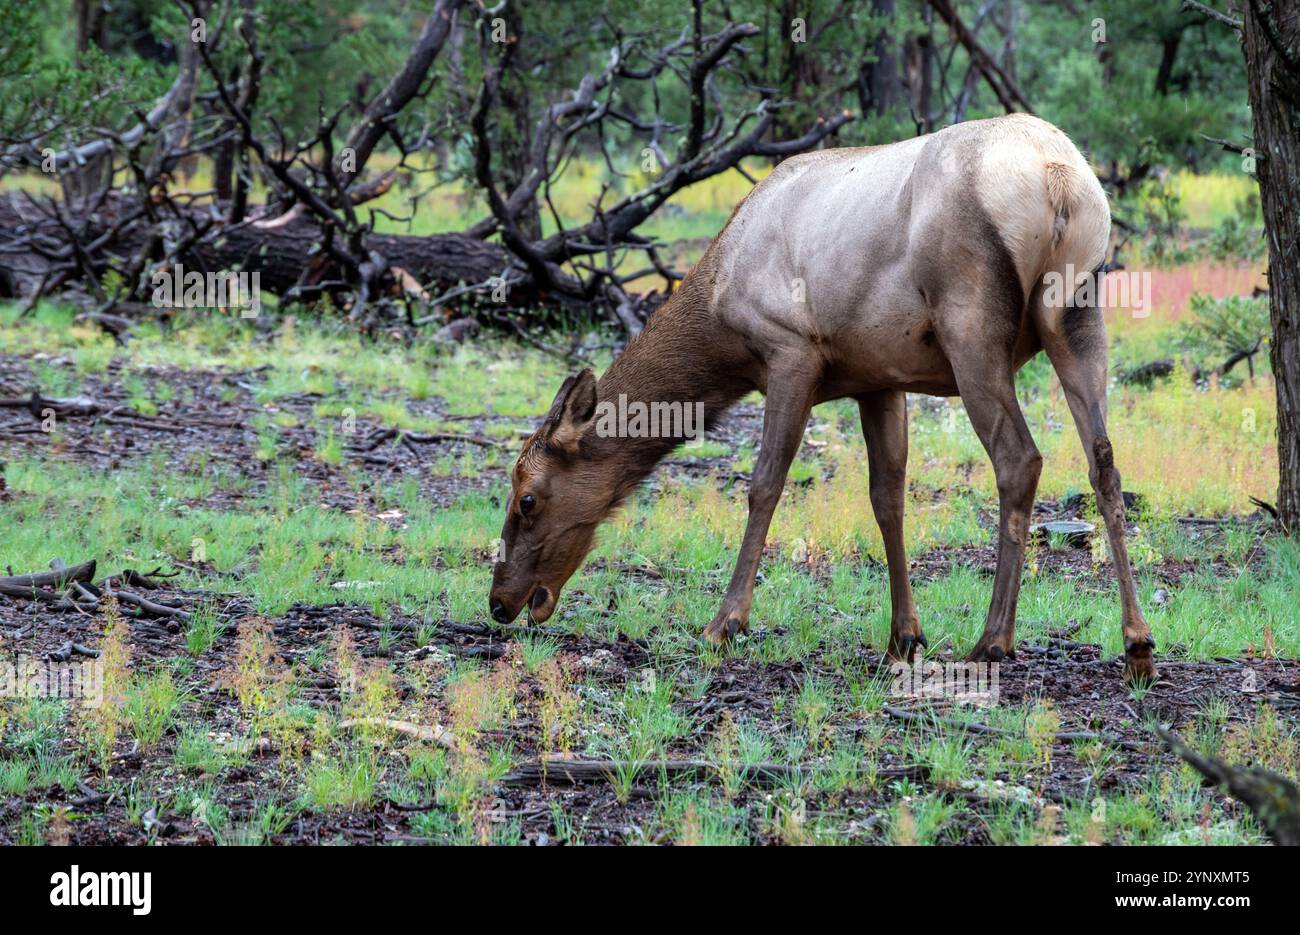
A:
1241;0;1300;529
859;0;899;118
904;13;935;132
1154;29;1184;95
74;0;108;58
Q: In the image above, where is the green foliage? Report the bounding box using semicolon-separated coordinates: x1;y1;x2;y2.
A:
1205;193;1266;262
1184;293;1270;377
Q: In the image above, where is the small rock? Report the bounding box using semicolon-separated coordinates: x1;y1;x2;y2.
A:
1032;520;1095;549
331;580;382;590
433;318;481;344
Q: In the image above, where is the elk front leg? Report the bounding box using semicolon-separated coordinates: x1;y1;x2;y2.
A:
858;391;926;662
702;369;816;645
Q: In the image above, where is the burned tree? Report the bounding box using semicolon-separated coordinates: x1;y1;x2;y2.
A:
0;0;852;336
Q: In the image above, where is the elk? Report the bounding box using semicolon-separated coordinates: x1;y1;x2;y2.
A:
490;114;1158;683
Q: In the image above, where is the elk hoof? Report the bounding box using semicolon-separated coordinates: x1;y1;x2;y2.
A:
702;614;747;646
966;639;1013;664
887;631;929;665
1123;636;1158;685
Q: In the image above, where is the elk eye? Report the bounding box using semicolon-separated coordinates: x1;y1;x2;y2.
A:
519;494;536;515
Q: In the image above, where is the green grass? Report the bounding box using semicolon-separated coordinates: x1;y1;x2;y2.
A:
124;668;185;748
0;302;1294;659
0;284;1295;846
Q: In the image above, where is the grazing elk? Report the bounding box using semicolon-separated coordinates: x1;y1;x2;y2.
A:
489;114;1157;682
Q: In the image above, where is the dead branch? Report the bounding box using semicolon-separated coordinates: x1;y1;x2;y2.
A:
339;717;455;750
0;560;97;595
339;0;466;189
1181;0;1243;30
1199;132;1262;159
1158;726;1299;845
499;754;929;787
927;0;1033;113
352;426;508;453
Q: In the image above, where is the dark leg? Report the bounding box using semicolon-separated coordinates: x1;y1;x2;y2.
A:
858;391;926;662
942;341;1042;662
1038;301;1157;682
702;366;817;644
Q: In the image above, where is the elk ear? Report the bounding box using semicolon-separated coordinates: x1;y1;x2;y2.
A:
542;369;598;452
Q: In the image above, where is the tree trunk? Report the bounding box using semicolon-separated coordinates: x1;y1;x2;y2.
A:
1000;0;1018;88
1242;0;1300;529
498;79;542;241
776;0;821;143
859;0;899;118
1154;30;1183;96
74;0;108;58
904;10;935;133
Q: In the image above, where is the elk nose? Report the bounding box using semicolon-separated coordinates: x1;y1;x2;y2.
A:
490;600;508;624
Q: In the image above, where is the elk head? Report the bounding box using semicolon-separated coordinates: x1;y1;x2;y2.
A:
489;369;619;625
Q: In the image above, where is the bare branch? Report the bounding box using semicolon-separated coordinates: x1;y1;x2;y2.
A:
340;0;466;188
1181;0;1243;30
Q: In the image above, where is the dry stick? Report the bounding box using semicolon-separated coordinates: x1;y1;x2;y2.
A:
881;704;1148;753
338;718;455;750
353;426;506;453
0;395;104;417
47;640;100;662
111;589;192;623
0;583;68;602
98;415;189;434
403;431;507;449
499;756;929;787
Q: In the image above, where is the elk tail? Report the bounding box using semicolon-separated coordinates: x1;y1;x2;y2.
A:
1043;160;1078;250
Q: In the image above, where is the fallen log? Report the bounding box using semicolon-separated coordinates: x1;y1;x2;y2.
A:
0;191;520;305
1158;726;1300;846
0;560;97;594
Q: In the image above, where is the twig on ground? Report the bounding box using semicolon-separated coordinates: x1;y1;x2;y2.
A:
338;717;455;750
499;755;928;786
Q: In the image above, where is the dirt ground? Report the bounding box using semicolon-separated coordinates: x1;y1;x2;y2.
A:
2;353;1296;845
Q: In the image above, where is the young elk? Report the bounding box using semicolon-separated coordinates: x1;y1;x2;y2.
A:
489;114;1157;683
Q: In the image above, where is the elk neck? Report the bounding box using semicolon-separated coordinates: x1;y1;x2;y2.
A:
586;262;754;495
